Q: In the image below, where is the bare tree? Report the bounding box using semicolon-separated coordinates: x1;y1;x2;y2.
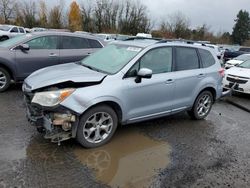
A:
49;5;62;29
0;0;16;23
160;12;191;39
81;0;94;32
39;0;48;27
21;1;37;28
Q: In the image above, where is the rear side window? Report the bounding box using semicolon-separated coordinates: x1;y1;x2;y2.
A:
175;47;199;71
198;49;215;68
61;36;89;49
19;28;25;33
10;27;18;33
88;39;103;48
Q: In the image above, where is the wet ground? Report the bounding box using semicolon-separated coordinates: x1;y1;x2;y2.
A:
0;85;249;188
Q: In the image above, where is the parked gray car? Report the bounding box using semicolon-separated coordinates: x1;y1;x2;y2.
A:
23;39;224;148
0;32;104;92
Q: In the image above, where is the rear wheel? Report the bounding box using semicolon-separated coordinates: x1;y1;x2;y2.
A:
188;91;213;120
76;105;118;148
0;67;11;92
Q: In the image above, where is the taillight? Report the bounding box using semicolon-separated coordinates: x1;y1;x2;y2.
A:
219;68;225;77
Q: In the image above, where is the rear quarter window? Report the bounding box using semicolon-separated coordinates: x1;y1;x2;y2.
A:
198;48;215;68
88;39;103;48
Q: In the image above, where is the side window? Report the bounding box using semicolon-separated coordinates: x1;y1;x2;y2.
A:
139;47;172;74
88;39;103;48
10;27;18;33
175;47;199;71
19;28;25;33
26;36;58;49
198;49;215;68
61;36;89;49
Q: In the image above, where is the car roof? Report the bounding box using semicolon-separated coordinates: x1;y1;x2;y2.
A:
110;38;216;52
29;31;104;41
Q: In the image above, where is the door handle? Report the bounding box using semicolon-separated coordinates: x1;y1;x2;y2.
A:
165;79;174;84
197;73;205;78
49;53;58;57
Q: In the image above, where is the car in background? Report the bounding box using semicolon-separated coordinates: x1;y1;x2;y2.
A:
0;32;105;92
136;33;152;38
23;39;224;148
224;54;250;69
0;25;26;41
223;60;250;94
95;33;116;42
30;27;47;32
239;47;250;53
206;44;223;59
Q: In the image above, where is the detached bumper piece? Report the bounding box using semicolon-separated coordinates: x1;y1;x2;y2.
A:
24;93;77;144
221;83;237;97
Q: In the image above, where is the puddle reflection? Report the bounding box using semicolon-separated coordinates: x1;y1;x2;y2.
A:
74;126;171;187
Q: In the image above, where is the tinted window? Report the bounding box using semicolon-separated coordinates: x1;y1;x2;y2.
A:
139;47;172;74
62;36;89;49
10;27;18;33
19;28;25;33
88;39;102;48
198;49;215;68
175;47;199;71
26;36;58;49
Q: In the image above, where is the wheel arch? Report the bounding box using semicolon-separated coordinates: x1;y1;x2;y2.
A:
199;87;216;102
0;63;15;80
86;101;123;124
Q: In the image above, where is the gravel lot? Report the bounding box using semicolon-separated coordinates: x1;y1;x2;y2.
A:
0;85;249;188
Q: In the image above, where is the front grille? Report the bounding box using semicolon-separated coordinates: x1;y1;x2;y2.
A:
226;76;248;84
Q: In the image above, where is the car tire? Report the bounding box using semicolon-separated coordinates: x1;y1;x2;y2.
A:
0;67;11;92
0;36;9;41
188;91;213;120
76;105;118;148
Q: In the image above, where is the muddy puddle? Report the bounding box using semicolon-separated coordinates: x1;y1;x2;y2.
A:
74;126;171;187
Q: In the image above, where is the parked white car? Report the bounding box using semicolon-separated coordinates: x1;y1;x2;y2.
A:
0;25;26;41
136;33;152;38
223;60;250;94
224;54;250;69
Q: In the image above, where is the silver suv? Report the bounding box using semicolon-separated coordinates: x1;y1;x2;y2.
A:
23;39;224;148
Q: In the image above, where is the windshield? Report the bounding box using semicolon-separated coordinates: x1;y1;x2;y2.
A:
0;34;30;48
80;44;142;74
0;25;11;31
237;60;250;69
234;54;250;61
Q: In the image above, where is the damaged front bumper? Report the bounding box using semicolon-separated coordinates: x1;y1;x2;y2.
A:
24;92;79;144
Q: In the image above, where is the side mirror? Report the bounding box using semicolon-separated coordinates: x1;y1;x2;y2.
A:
135;68;152;83
19;44;30;51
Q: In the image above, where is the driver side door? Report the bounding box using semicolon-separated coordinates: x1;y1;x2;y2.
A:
15;35;59;79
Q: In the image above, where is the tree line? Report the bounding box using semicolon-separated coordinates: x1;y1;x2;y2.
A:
0;0;249;45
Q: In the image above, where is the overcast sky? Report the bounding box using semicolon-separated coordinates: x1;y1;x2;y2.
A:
45;0;250;33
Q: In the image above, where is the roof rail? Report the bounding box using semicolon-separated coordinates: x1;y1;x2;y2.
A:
157;39;207;46
124;36;162;41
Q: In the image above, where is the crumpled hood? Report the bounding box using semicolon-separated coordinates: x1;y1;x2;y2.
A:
226;66;250;78
24;63;107;91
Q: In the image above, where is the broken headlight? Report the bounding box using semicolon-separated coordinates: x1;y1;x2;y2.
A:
32;88;75;107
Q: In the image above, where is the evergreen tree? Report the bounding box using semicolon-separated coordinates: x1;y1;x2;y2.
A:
232;10;250;45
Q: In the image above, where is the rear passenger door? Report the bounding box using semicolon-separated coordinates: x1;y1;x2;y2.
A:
59;36;95;64
171;47;204;110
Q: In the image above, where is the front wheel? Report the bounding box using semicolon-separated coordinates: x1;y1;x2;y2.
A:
188;91;213;120
76;105;118;148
